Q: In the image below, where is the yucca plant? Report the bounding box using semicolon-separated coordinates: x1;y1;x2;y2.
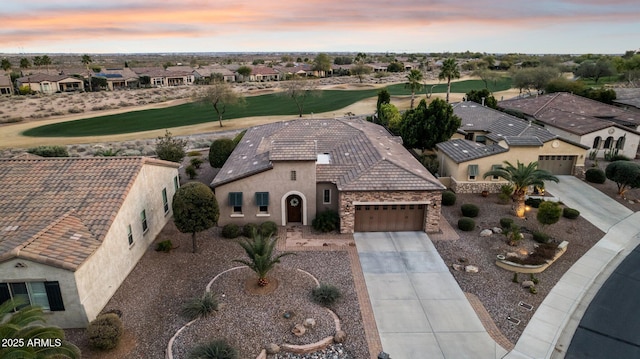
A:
233;231;294;287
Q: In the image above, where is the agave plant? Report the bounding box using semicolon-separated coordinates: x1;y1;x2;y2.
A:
233;231;294;287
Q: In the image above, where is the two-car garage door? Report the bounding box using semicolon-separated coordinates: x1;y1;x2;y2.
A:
354;204;425;232
538;155;576;175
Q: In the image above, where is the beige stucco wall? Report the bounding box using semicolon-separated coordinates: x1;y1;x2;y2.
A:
0;258;85;328
546;125;639;159
215;161;317;227
73;162;179;326
316;182;339;214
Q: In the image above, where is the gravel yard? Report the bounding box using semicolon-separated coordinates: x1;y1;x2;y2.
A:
434;193;604;345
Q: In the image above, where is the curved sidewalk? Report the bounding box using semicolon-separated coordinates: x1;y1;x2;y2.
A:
505;176;640;359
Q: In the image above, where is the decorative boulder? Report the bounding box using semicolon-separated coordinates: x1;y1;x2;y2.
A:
303;318;316;328
506;252;518;258
522;280;535;288
452;264;464;271
480;229;493;237
334;330;347;343
292;324;306;337
492;227;503;234
266;344;280;354
465;265;479;273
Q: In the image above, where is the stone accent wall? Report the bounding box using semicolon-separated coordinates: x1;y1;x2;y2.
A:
338;190;442;233
573;165;585;179
450;177;506;194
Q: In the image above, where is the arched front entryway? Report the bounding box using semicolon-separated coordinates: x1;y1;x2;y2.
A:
281;191;308;225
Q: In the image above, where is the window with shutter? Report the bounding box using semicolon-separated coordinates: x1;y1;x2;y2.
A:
255;192;269;213
229;192;243;214
45;282;65;311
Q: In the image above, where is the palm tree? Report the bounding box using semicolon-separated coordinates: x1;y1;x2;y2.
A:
19;57;31;72
81;54;92;91
438;58;460;103
405;69;424;109
1;58;11;72
233;232;294;287
0;299;81;358
483;161;559;218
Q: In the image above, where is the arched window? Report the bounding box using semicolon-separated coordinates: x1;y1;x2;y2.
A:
616;136;626;150
592;136;601;149
604;136;614;149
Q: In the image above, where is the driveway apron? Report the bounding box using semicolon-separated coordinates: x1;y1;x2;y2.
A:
355;231;507;359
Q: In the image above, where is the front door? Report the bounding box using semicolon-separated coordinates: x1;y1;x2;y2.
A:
286;195;302;223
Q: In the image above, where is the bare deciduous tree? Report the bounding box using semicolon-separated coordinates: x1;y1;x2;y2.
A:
193;81;244;127
279;76;319;118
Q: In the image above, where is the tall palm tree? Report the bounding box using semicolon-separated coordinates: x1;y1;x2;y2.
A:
233;232;294;287
81;54;93;92
405;69;424;109
438;58;460;103
19;58;31;72
483;161;559;218
0;299;81;358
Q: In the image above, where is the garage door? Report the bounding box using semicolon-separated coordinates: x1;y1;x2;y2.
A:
354;204;425;232
538;155;576;175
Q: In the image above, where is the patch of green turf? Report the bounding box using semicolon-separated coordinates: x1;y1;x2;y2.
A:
23;78;513;137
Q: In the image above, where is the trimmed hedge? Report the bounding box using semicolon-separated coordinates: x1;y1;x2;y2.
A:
460;204;479;217
458;217;476;231
442;191;456;206
532;231;550;244
500;217;514;229
221;224;241;239
243;223;259;238
563;207;580;219
87;313;123;351
524;197;543;208
259;221;278;237
585;168;606;184
312;210;340;232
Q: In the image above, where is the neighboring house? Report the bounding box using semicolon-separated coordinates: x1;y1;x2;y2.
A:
194;66;236;82
211;119;445;233
499;92;640;158
276;64;326;78
0;157;180;328
244;66;281;82
131;67;194;87
438;101;589;193
94;68;139;90
367;63;389;72
16;73;84;93
613;88;640;113
0;72;13;95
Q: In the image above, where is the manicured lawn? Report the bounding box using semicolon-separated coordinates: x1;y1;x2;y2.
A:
23;78;512;137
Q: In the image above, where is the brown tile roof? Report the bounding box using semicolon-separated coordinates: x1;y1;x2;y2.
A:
0;157;179;271
212;119;444;191
16;73;81;83
249;66;279;76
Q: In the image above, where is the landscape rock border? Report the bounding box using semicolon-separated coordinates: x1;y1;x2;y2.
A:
495;241;569;274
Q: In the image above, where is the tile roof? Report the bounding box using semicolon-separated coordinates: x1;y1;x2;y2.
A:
0;73;12;88
503;136;543;147
499;92;640;135
613;88;640;111
0;157;179;271
16;73;80;83
436;139;509;164
212;119;444;191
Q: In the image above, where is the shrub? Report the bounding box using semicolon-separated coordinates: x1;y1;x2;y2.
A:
259;221;278;237
155;130;187;163
190;157;204;169
209;138;236;168
532;231;550;244
524;197;543;208
457;217;476;231
501;184;514;196
27;145;69;157
497;193;510;204
87;313;123;350
188;339;237;359
537;201;562;227
585;168;606;184
510;242;559;265
460;204;479;218
155;240;173;252
187;150;202;157
185;164;197;179
181;292;218;321
441;191;456;206
242;223;259;238
563;207;580;219
221;224;241;239
610;154;632;162
500;217;514;229
311;284;342;306
232;130;246;146
312;210;340;232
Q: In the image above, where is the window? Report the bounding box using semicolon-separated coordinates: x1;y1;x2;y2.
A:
290;171;297;181
616;136;626;150
162;188;169;214
475;135;486;144
229;192;243;213
174;176;179;191
491;164;501;181
255;192;269;213
468;164;479;181
323;189;331;204
0;281;65;312
141;210;148;234
127;224;133;246
604;136;614;149
592;136;601;149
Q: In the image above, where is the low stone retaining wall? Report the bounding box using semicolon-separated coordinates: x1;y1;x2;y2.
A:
495;241;568;274
450;177;506;194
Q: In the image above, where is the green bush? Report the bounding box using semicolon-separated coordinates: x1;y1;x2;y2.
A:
232;130;246;146
181;292;218;321
537;201;562;227
155;130;187;163
500;217;514;229
312;210;340;232
311;284;342;307
441;191;456;206
185;164;197;179
87;313;123;351
221;224;241;239
187;150;202;157
259;221;278;237
585;168;606;184
188;339;238;359
155;240;173;252
190;157;204;169
457;217;476;231
563;207;580;219
209;138;236;168
460;204;479;217
524;197;543;208
497;193;510;204
242;223;259;238
501;184;514;196
532;231;550;244
610;154;632;162
27;145;69;157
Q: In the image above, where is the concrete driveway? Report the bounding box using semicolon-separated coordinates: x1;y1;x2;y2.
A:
355;231;507;359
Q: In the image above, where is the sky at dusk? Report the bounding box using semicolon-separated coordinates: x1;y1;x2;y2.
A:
1;0;638;54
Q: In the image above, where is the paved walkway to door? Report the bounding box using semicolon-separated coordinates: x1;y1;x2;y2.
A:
355;231;508;359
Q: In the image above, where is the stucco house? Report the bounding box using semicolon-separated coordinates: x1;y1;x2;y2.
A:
438;102;589;193
194;66;237;82
499;92;640;159
0;72;13;95
211;119;445;233
94;68;140;90
0;157;179;328
16;73;84;93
